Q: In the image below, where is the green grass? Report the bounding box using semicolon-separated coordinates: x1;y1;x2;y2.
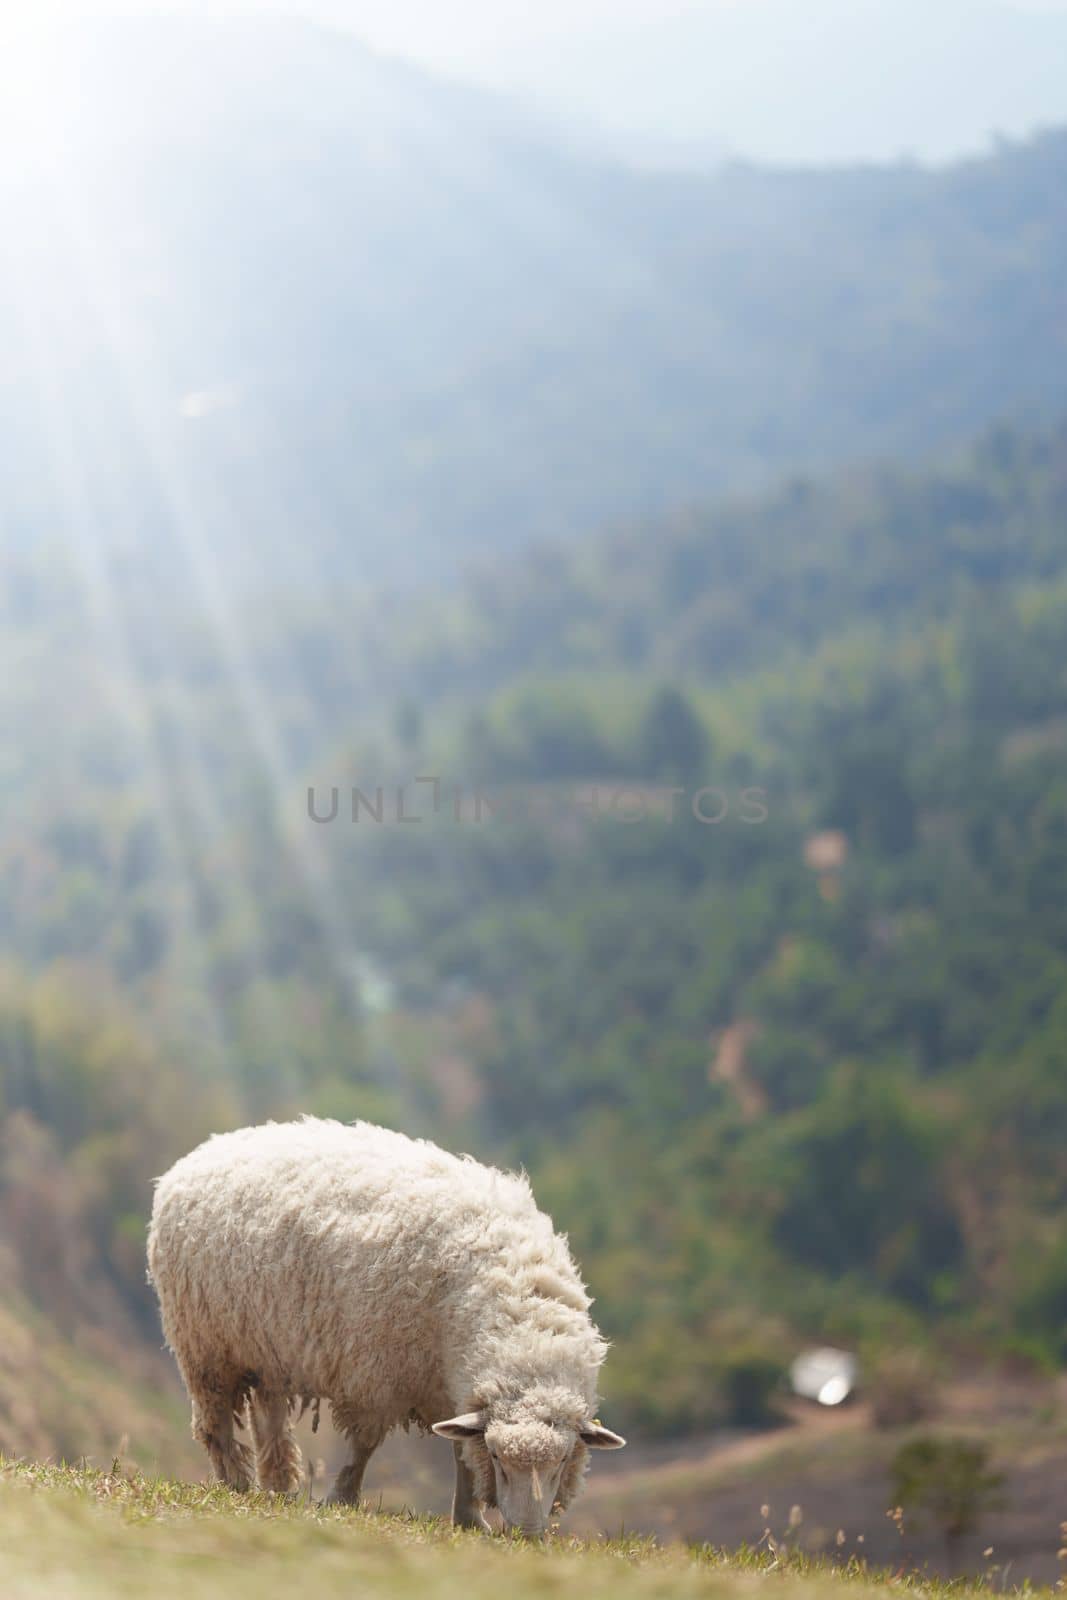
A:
0;1461;1051;1600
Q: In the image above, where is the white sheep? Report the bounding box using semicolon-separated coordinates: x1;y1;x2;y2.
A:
147;1118;624;1533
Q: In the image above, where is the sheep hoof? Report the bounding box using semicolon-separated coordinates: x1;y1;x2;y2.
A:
452;1510;491;1533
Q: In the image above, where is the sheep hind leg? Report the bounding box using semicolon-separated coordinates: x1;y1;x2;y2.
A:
189;1375;254;1491
250;1390;303;1493
326;1425;383;1507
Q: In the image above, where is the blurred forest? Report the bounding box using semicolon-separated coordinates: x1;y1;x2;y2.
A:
4;417;1067;1444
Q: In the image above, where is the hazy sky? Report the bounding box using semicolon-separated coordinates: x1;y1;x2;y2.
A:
26;1;1067;59
14;0;1067;163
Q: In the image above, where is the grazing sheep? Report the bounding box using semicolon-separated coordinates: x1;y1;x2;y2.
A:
147;1118;624;1533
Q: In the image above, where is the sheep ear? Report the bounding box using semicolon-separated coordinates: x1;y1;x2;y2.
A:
579;1423;626;1449
432;1412;487;1440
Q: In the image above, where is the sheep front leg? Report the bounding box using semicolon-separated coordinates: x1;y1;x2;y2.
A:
326;1427;381;1507
452;1442;489;1531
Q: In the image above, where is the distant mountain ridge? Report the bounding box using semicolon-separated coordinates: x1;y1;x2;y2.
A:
500;0;1067;167
1;14;1066;582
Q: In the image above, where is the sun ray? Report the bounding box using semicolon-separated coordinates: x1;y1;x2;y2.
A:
5;226;239;1085
16;133;413;1112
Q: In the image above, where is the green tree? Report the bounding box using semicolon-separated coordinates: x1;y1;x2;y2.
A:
890;1437;1005;1564
636;686;709;785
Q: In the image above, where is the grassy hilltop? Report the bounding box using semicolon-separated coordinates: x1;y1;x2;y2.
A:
0;1460;1044;1600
